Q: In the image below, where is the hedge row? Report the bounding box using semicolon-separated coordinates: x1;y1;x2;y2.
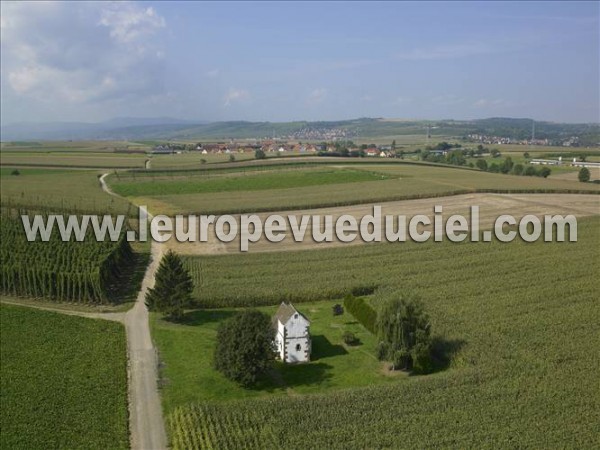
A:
343;295;377;334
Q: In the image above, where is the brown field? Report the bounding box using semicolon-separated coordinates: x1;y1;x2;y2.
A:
162;193;600;255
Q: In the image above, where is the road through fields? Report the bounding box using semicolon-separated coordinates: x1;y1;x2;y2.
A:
101;173;168;450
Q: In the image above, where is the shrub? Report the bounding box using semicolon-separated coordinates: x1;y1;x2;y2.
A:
342;331;358;346
512;164;524;176
538;167;551;178
500;157;514;174
488;163;500;173
10;169;20;176
578;167;590;183
344;294;376;334
475;159;488;171
525;166;537;176
255;149;266;160
214;309;274;387
332;304;344;316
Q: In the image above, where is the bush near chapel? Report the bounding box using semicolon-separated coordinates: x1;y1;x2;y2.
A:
214;309;275;387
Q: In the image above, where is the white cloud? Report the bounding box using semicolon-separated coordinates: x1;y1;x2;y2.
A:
1;2;167;108
99;4;165;44
206;69;220;78
224;88;249;106
307;88;327;105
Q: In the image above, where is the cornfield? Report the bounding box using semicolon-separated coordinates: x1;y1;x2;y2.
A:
0;212;133;304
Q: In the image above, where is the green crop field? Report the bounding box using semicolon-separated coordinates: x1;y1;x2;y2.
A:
109;167;393;197
109;163;600;215
0;168;134;215
161;216;599;448
0;152;147;168
150;152;258;169
1;213;134;304
0;304;129;449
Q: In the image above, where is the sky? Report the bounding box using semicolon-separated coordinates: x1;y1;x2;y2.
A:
1;1;598;125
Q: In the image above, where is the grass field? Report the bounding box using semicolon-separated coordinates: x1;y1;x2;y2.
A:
150;152;257;169
161;216;600;448
152;300;393;411
0;304;129;449
109;163;600;215
0;168;134;215
0;152;147;168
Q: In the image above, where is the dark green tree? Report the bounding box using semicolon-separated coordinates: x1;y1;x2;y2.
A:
538;167;551;178
500;156;514;174
525;166;537;176
512;164;524;176
145;250;193;320
255;149;266;160
476;158;488;171
578;167;590;182
374;289;432;373
214;310;275;386
445;150;466;166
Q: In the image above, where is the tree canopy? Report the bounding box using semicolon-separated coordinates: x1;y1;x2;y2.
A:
145;250;193;320
578;167;590;183
374;289;433;373
214;309;275;386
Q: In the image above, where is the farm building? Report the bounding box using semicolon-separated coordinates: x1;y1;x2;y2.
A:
273;302;311;363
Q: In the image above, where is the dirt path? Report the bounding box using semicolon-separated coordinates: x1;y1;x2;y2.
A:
124;234;167;450
101;174;168;449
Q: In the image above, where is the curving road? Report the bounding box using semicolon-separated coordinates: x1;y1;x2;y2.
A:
100;173;168;449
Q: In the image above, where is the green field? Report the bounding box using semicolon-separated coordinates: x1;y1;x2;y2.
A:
150;152;258;169
0;152;147;168
110;167;392;197
152;300;395;411
110;163;600;215
0;213;150;306
0;304;129;449
0;168;134;215
161;216;599;448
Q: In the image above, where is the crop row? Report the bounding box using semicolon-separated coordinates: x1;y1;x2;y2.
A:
0;213;133;303
183;216;599;308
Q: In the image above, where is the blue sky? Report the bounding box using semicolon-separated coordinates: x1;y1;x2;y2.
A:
1;1;598;124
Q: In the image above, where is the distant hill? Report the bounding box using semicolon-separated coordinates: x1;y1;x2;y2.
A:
1;117;598;145
0;117;197;141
